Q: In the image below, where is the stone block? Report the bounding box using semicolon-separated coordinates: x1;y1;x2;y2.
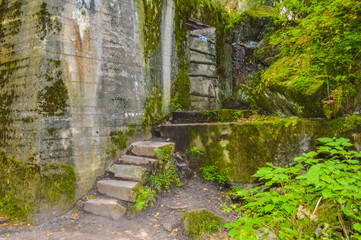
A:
107;164;148;183
84;199;125;220
120;155;158;168
130;141;175;158
97;180;141;202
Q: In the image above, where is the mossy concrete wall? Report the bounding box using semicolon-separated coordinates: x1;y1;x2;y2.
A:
159;115;361;183
0;0;232;223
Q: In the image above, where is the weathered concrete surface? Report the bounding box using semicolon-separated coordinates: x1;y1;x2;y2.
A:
84;198;126;220
188;30;220;110
97;179;140;203
59;0;145;198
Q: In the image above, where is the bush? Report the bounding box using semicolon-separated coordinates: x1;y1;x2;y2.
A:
225;137;361;239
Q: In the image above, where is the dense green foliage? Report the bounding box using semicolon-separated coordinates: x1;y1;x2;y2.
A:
225;137;361;239
253;0;361;118
200;164;230;185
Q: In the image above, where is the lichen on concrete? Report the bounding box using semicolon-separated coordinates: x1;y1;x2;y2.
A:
37;59;69;116
34;2;61;40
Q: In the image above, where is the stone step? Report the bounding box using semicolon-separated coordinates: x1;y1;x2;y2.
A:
97;180;141;202
120;155;158;168
84;198;126;220
108;164;148;183
130;141;175;158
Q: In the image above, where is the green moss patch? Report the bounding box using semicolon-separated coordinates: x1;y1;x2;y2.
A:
0;153;76;222
142;87;163;131
108;124;137;158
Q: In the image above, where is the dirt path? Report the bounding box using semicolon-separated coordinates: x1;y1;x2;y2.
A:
0;173;236;240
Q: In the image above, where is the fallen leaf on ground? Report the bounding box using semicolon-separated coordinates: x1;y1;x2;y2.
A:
43;232;53;237
70;213;79;220
154;224;160;228
171;228;179;236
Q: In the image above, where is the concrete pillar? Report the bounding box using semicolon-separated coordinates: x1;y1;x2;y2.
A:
161;0;175;111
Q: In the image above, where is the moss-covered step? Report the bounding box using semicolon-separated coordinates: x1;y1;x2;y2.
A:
159;115;361;183
130;141;175;158
84;199;126;220
97;180;141;203
171;110;256;123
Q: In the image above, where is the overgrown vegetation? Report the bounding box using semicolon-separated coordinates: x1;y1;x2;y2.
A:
131;185;156;212
131;145;182;212
149;146;182;192
200;164;230;185
225;137;361;239
252;0;361;118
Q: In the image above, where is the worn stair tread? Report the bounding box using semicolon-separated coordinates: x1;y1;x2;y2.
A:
108;164;148;183
120;155;158;167
84;198;125;220
130;141;175;158
97;180;140;203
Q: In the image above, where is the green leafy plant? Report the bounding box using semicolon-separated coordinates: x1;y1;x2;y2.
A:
131;185;156;212
187;146;205;155
200;164;230;185
225;137;361;239
149;146;182;192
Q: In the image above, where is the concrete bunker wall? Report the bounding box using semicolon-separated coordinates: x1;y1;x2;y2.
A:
0;0;146;223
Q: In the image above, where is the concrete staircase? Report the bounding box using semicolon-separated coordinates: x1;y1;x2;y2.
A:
83;140;175;220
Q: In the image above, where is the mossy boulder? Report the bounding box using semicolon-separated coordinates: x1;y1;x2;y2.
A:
254;37;280;67
227;5;275;44
182;208;224;239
